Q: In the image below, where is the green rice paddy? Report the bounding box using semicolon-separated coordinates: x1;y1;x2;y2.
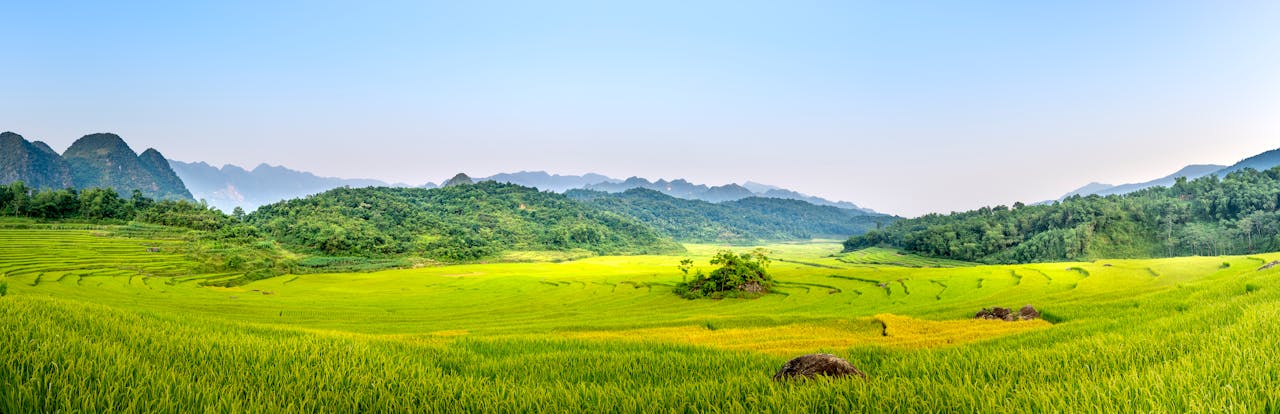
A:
3;227;1279;412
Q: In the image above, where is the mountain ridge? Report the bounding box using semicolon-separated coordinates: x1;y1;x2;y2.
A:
169;160;402;212
1;131;190;200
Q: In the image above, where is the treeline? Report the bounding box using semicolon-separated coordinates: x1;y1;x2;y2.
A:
248;182;684;261
845;167;1280;263
567;188;893;243
0;181;253;235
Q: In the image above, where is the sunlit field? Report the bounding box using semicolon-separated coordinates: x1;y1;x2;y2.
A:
3;226;1279;412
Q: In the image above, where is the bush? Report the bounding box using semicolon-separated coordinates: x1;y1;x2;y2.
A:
0;280;7;297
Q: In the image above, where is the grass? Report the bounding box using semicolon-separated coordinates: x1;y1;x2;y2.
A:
2;228;1280;412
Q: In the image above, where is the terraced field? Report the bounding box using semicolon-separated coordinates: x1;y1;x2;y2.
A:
836;246;977;268
3;227;1279;412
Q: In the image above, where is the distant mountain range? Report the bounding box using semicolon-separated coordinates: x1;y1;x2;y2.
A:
482;171;620;192
171;163;878;214
0;131;191;200
1059;147;1280;200
168;160;412;212
486;172;876;212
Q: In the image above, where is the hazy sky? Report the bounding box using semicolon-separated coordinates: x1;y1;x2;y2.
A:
3;1;1280;216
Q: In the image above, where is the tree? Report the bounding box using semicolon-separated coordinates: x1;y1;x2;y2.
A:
677;258;694;282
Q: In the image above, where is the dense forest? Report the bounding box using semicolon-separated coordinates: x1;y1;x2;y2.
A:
845;167;1280;263
248;182;683;260
567;188;892;243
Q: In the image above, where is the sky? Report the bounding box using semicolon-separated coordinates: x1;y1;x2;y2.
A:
3;1;1280;217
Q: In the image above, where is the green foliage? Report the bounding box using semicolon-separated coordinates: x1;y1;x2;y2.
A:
134;200;234;231
248;182;684;261
27;188;80;219
78;188;132;220
847;167;1280;263
0;279;7;297
674;248;774;299
568;188;894;243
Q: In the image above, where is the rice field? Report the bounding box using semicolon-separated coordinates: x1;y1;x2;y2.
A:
836;246;977;268
3;227;1280;412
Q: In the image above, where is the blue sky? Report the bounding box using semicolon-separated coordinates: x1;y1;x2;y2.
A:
3;1;1279;216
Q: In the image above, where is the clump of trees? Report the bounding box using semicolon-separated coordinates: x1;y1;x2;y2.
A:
674;248;774;299
846;167;1280;263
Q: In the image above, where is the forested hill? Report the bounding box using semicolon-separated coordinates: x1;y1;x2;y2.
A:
846;167;1280;264
566;188;894;243
248;182;683;261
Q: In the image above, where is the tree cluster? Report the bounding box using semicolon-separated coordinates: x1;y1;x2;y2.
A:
674;248;774;299
1;182;154;221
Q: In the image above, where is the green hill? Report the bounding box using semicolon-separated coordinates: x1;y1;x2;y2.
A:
567;188;894;243
248;182;683;261
61;133;193;200
0;132;72;190
847;166;1280;263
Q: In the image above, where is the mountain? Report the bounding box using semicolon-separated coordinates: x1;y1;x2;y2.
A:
1060;164;1226;199
701;184;756;202
1056;145;1280;200
1059;182;1115;199
169;160;398;212
442;173;474;187
1214;148;1280;176
480;171;619;192
756;188;873;212
57;133;192;200
574;176;876;212
740;181;783;194
566;188;894;243
138;149;189;199
248;182;683;260
0;132;72;190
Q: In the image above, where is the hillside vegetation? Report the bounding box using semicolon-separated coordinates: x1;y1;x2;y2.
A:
249;182;683;261
568;188;893;243
847;167;1280;263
